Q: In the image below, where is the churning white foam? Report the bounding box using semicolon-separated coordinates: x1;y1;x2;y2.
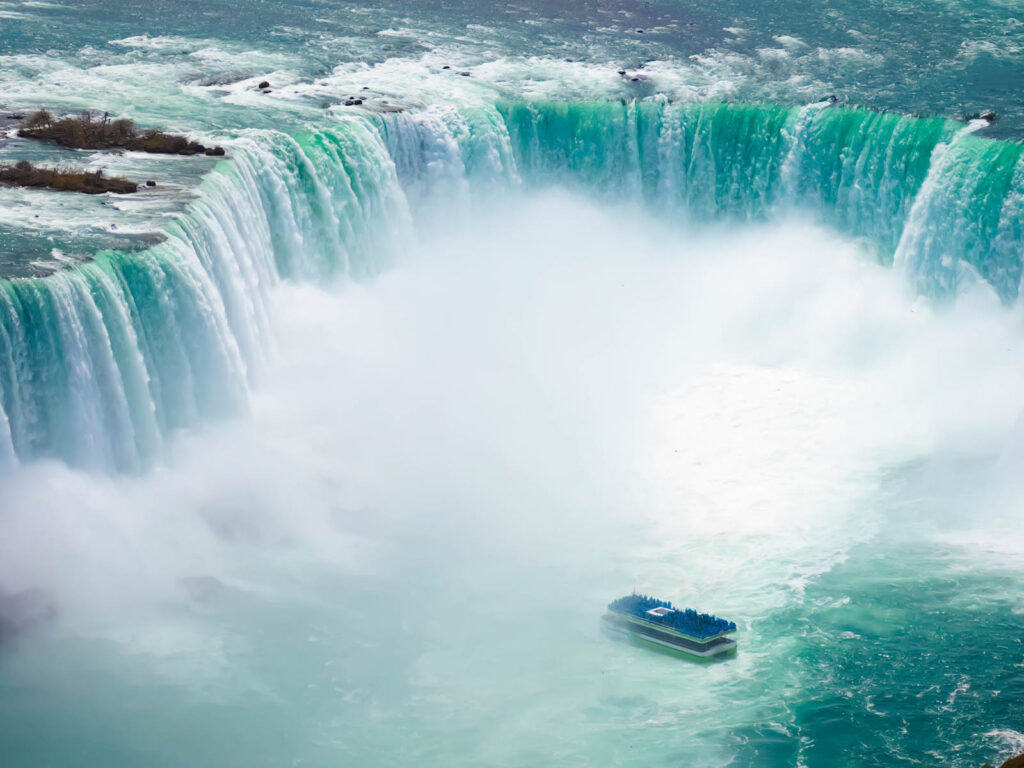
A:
2;188;1023;631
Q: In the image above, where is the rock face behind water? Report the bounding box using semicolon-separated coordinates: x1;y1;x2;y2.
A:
179;575;228;604
0;588;54;644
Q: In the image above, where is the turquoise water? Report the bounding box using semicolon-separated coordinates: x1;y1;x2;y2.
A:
1;2;1024;767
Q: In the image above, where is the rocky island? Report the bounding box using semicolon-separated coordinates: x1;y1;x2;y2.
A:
0;160;137;194
18;109;225;156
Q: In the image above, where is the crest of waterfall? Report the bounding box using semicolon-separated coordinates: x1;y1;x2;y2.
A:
1;101;1022;471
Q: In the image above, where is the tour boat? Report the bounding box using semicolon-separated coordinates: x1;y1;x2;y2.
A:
604;594;737;661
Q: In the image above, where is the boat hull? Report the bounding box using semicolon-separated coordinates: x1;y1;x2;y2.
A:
602;612;737;662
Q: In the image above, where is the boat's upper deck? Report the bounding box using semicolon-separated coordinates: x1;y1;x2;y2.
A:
608;594;736;641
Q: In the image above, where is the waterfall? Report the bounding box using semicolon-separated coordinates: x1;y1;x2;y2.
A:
1;100;1022;471
895;121;1024;299
0;119;413;471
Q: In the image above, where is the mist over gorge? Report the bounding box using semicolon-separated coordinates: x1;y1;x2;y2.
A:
1;2;1024;766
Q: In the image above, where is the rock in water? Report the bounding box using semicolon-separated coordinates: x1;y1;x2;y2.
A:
982;754;1024;768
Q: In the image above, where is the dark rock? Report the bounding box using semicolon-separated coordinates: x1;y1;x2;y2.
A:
261;89;272;94
459;71;471;76
205;146;225;156
257;80;270;89
981;110;997;121
145;179;156;187
631;77;640;82
617;69;626;75
636;28;644;33
442;65;451;69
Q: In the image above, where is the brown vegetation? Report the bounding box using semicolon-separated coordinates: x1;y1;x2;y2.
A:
0;160;138;194
18;110;226;156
